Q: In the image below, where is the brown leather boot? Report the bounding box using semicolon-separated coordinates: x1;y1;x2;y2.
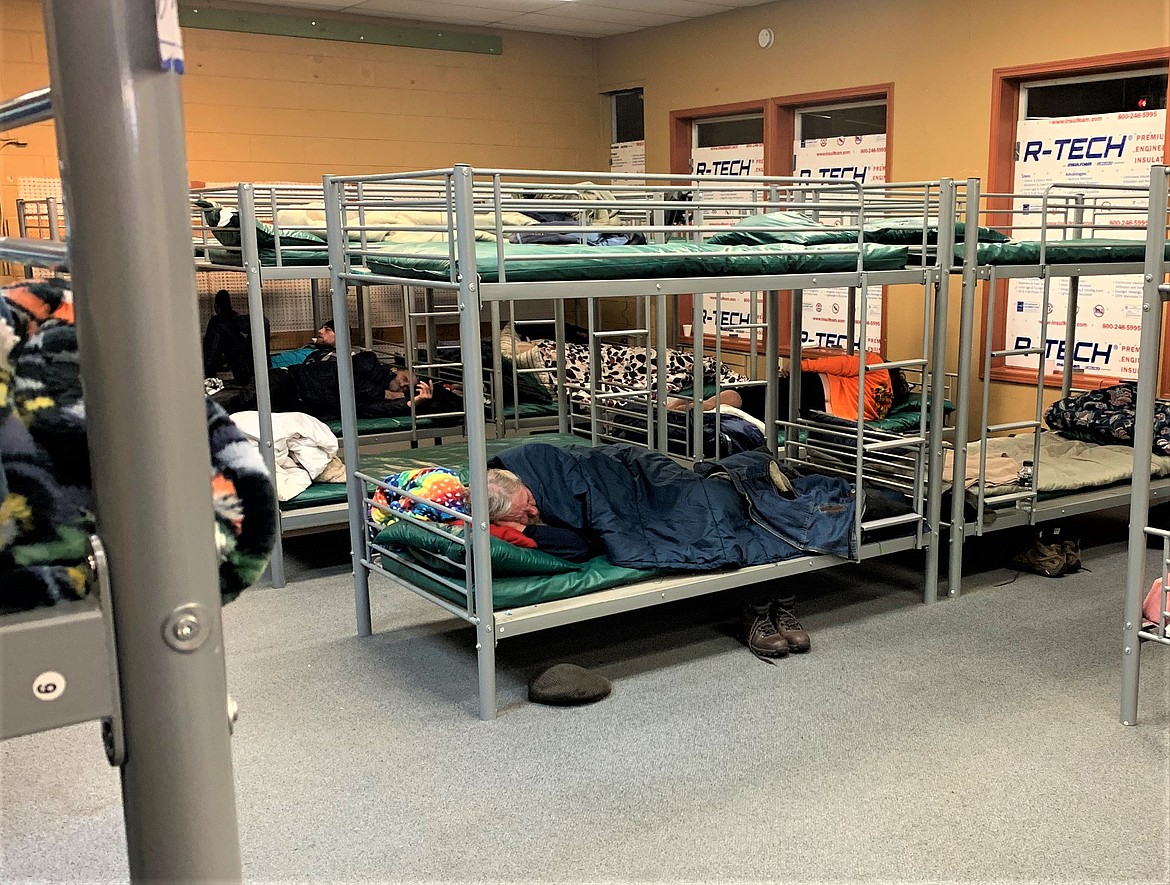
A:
772;602;811;653
741;599;789;660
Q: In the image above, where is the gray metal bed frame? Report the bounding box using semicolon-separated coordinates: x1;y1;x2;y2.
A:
1121;163;1170;726
322;166;961;719
945;176;1167;596
0;0;241;880
188;184;556;586
191;181;341;589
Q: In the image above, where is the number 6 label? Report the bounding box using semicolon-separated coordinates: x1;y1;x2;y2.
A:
33;671;66;701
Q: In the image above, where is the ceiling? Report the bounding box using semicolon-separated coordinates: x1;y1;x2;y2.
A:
239;0;777;38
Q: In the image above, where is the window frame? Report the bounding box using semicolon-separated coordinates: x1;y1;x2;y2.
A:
982;49;1170;391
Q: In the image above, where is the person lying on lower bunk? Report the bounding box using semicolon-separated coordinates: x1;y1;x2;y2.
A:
481;442;911;661
267;352;461;422
670;349;908;424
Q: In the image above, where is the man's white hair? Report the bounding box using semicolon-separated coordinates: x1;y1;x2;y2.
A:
485;468;527;522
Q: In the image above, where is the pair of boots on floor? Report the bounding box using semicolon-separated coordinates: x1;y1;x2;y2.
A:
741;592;810;661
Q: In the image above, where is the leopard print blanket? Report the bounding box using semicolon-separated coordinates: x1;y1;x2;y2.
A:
532;340;747;405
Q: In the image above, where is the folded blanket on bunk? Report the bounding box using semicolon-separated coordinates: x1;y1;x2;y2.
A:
946;432;1170;493
491;443;858;569
1044;383;1170;455
1;278;277;614
230;410;339;501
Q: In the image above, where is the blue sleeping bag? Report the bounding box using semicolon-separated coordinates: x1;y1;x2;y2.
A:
491;443;856;570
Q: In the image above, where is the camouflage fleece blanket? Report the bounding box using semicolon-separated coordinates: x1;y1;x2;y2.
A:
1;278;276;614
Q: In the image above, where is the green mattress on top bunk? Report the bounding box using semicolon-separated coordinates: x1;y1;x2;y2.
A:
364;240;911;283
200;247;332;267
957;238;1170;266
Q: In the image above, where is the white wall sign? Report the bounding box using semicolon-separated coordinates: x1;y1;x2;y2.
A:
610;140;645;181
1006;109;1165;379
793;133;886;352
690;144;764;340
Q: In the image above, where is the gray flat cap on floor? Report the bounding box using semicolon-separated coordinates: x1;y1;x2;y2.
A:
528;663;612;706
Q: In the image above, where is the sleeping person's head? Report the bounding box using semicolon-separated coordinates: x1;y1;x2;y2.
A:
485;468;540;527
888;367;911;405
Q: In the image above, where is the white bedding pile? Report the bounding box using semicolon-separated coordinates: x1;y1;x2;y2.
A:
230;411;342;501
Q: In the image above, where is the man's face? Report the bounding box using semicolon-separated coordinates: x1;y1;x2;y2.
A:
501;485;539;525
387;368;414;393
317;325;336;347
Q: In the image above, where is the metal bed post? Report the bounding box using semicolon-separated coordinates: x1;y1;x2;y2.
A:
324;176;372;637
925;178;958;603
1120;164;1168;725
238;183;285;588
764;289;780;453
310;278;323;331
43;0;242;879
1060;194;1086;398
452;166;497;720
945;179;980;598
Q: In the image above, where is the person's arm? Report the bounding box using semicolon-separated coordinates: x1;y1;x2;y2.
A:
522;524;595;563
800;354;859;378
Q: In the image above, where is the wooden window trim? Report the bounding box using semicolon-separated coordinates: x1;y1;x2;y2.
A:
671;87;894;358
982;49;1170;394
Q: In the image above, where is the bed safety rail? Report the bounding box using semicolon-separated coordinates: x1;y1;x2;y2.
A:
1121;165;1170;726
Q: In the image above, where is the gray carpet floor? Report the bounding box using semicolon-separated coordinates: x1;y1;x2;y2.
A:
2;516;1168;884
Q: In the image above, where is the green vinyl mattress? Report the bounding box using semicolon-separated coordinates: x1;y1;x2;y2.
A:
957;238;1170;266
201;247;331;267
364;240;910;283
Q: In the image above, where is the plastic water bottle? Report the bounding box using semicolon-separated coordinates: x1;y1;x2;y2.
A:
1018;460;1034;487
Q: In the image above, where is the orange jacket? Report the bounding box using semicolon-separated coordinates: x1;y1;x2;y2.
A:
801;351;892;421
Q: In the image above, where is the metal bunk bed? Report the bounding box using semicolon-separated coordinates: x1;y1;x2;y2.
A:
190;183;514;587
323;166;960;719
0;1;241;879
191;181;337;589
1121;163;1170;726
946;175;1164;596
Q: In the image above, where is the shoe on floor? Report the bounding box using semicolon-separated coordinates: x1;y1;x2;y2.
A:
772;604;811;653
1011;539;1067;578
741;600;789;660
1061;538;1082;574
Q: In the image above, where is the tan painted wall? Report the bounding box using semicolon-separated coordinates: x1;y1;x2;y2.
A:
597;0;1170;429
0;0;609;236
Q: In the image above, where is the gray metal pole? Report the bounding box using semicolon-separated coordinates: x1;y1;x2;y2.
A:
945;179;979;599
452;166;497;720
1121;164;1168;726
239;184;285;589
1061;195;1085;397
42;1;242;880
324;176;372;637
921;181;957;603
